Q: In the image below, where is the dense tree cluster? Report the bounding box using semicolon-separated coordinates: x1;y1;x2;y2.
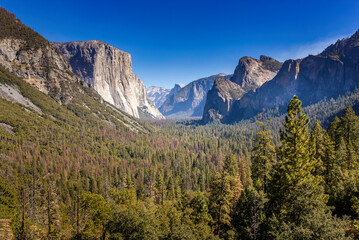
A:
1;68;359;240
0;7;48;49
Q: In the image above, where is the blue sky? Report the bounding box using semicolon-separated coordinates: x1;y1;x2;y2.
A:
2;0;359;88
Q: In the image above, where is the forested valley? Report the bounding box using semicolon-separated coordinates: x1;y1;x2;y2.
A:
0;5;359;240
1;88;359;239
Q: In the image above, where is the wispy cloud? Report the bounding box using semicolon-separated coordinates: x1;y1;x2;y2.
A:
274;34;350;61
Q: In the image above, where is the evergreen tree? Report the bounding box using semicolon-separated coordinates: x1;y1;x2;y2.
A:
251;121;275;193
327;116;341;146
233;121;274;240
267;96;351;239
209;154;242;238
322;133;336;189
278;95;318;190
338;106;359;169
155;172;166;205
310;120;326;176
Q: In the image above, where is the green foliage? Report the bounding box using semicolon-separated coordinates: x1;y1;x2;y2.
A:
0;176;18;219
233;184;268;240
251;121;275;193
209;154;242;238
0;7;48;49
1;64;359;239
264;96;353;239
279;95;317;187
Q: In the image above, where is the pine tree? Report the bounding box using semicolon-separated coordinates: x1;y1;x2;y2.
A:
209;153;242;238
338;106;359;168
233;121;274;240
327;116;341;146
267;96;350;239
310;120;326;176
155;172;166;205
252;121;275;193
277;95;319;190
40;179;61;240
209;170;233;237
322;133;336;189
233;184;267;240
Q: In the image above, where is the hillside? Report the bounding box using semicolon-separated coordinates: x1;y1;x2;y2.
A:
159;73;231;118
0;5;358;240
0;65;148;133
0;7;86;104
147;83;184;108
53;41;164;120
228;30;359;122
202;56;282;123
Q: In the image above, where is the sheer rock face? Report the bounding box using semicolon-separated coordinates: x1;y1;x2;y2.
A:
53;41;164;120
202;78;245;123
159;73;231;118
0;38;82;103
202;56;282;123
229;30;359;122
231;55;282;88
147;83;184;108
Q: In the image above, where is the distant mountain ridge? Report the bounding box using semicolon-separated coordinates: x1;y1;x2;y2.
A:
227;30;359;122
202;56;282;123
147;83;184;108
159;73;231;118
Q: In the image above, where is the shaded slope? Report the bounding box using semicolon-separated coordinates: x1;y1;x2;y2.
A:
159;73;231;118
228;30;359;122
202;56;282;123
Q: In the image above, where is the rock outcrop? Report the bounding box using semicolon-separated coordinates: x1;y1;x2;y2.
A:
147;83;183;108
53;41;164;120
231;55;282;88
228;30;359;122
0;8;84;104
202;56;282;123
202;78;245;122
0;7;154;132
159;73;231;118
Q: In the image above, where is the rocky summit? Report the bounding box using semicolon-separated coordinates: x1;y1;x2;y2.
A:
147;83;184;108
202;56;282;123
53;41;164;120
228;30;359;122
0;7;84;104
231;55;282;88
159;73;231;118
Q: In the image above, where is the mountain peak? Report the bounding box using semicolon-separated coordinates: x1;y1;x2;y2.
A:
173;83;184;89
232;56;282;87
320;29;359;57
226;30;359;122
260;55;275;62
54;41;164;119
0;7;48;49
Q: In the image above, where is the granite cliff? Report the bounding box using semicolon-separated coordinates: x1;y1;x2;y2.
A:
53;41;164;119
228;30;359;122
0;7;149;132
0;7;84;104
202;56;282;122
147;83;184;108
159;73;231;118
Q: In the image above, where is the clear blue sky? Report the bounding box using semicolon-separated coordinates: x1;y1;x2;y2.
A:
1;0;359;88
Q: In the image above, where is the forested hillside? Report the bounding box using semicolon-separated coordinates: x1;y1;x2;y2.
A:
0;4;359;240
1;58;359;238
